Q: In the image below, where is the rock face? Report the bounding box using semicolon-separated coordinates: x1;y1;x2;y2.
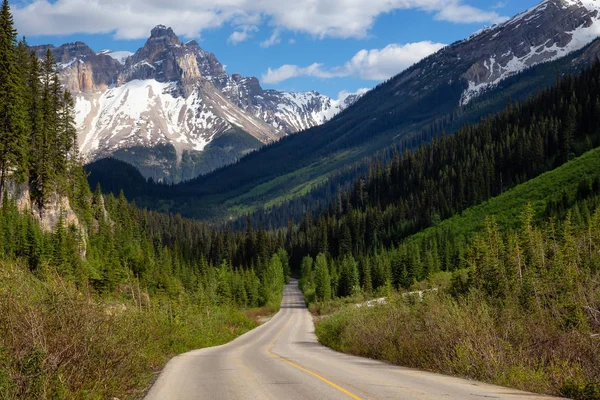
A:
121;25;201;94
392;0;600;106
38;27;362;181
31;42;121;93
5;180;81;234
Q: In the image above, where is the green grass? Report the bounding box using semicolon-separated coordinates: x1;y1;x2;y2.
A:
223;148;365;212
0;262;269;400
408;147;600;245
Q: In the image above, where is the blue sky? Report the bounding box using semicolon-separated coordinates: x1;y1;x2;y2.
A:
13;0;541;99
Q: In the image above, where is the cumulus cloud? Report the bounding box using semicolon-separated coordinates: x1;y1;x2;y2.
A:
345;42;447;80
261;41;446;84
228;25;258;44
433;4;505;23
262;63;337;84
12;0;507;40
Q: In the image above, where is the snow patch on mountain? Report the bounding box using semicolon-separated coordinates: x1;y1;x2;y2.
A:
98;50;134;65
77;79;218;157
460;0;600;105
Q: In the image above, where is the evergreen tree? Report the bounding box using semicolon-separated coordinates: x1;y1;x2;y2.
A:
314;253;331;301
0;0;27;201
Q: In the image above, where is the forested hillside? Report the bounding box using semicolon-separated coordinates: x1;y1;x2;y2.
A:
265;62;600;275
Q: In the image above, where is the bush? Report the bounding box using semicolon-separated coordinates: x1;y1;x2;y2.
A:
316;291;600;398
0;262;256;399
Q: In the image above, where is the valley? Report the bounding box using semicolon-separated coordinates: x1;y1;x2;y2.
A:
1;0;600;399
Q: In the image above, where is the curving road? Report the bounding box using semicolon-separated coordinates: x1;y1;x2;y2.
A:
145;280;560;400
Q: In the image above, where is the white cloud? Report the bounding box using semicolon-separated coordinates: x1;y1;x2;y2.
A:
262;41;446;84
433;4;506;24
12;0;507;41
260;29;281;48
228;25;258;44
262;63;337;84
345;42;446;80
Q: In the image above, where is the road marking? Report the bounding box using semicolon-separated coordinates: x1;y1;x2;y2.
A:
265;314;363;400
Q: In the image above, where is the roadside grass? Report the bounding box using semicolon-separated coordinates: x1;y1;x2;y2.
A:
244;296;282;325
0;262;259;400
315;291;600;399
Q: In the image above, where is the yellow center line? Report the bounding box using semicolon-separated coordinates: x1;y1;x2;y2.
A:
265;314;362;400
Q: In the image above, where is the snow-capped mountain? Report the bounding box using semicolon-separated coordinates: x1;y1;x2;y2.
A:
383;0;600;109
456;0;600;105
32;26;361;181
455;0;600;103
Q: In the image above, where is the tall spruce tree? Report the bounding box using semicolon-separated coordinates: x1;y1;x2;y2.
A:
35;49;59;208
0;0;27;203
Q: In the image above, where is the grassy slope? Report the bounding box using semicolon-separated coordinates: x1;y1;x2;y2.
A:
407;147;600;245
0;263;277;399
312;149;600;399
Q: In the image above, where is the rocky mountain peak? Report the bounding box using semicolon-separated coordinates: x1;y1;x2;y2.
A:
31;41;121;93
150;25;179;41
58;41;96;60
31;41;96;63
43;25;365;181
122;25;200;89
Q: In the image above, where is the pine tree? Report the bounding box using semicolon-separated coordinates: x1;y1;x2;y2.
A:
34;49;60;208
314;253;331;301
300;255;313;290
0;0;27;202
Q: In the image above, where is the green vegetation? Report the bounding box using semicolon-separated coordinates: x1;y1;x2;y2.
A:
314;202;600;398
0;261;256;399
407;146;600;248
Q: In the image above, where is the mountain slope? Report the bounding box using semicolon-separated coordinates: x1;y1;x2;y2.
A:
179;0;600;214
35;27;361;182
87;0;600;218
133;2;600;214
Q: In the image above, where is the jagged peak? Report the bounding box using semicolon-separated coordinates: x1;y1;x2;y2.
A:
150;25;177;39
61;41;95;54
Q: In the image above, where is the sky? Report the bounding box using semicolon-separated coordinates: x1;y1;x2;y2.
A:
12;0;541;99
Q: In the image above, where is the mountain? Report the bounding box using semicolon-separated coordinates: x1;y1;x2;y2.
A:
33;26;362;182
95;0;600;220
457;0;600;104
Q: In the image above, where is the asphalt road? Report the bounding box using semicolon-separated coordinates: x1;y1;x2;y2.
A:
145;279;560;400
